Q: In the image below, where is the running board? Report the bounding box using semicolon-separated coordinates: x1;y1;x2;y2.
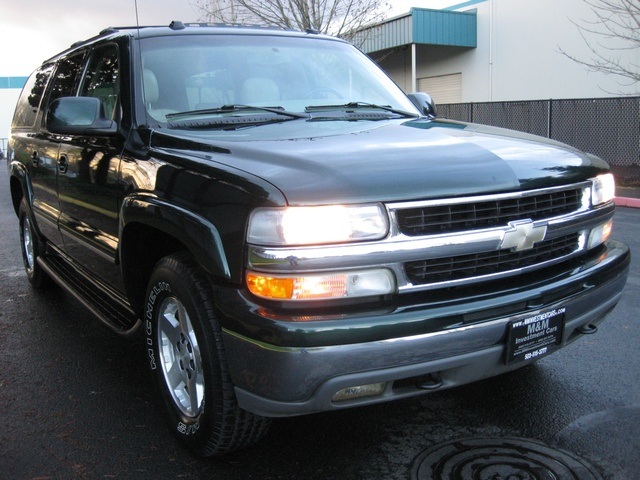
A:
37;249;141;336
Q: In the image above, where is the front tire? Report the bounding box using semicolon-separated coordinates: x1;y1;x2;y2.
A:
144;252;270;456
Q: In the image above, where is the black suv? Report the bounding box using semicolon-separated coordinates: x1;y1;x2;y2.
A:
7;22;630;455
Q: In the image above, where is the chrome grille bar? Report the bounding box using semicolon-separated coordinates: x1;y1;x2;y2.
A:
395;185;589;236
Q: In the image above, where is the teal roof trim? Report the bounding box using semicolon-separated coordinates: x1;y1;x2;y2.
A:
412;8;476;48
445;0;487;11
357;8;476;54
0;77;28;89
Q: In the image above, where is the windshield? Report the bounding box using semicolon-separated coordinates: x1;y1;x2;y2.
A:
138;33;419;125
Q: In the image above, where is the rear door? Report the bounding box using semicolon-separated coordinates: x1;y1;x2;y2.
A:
11;55;86;247
10;65;57;244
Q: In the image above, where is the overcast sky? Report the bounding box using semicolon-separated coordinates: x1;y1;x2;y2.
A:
0;0;455;76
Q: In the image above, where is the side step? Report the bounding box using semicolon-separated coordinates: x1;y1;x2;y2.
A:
37;248;141;336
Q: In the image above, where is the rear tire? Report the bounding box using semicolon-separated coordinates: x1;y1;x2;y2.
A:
18;199;52;289
144;252;271;456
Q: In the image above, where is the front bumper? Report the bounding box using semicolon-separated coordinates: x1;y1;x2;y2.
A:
220;240;629;417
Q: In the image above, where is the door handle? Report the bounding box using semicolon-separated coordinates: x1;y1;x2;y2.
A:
31;151;39;167
58;155;68;174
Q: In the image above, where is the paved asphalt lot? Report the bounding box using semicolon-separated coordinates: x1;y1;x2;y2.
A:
1;163;639;479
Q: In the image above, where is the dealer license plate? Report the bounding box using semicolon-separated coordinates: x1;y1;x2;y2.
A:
505;307;565;364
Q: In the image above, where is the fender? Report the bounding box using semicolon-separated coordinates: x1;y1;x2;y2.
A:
8;160;32;215
7;161;51;245
120;194;231;280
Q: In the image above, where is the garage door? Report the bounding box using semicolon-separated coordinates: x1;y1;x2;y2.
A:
418;73;462;105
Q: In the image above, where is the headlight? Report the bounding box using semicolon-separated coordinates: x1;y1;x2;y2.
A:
247;204;389;246
246;268;396;301
592;174;615;206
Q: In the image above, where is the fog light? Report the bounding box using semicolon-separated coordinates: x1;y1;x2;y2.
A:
332;382;386;402
587;219;613;249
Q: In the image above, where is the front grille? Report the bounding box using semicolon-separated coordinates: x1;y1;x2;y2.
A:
405;233;581;285
396;188;584;236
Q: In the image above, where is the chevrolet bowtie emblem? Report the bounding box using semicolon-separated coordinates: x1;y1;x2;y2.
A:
500;220;547;251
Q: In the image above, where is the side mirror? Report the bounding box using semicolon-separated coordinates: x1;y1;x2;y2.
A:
46;97;117;136
407;92;437;117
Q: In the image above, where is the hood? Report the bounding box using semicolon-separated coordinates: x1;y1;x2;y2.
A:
150;118;609;206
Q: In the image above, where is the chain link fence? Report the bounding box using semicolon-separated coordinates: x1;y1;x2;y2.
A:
439;97;640;187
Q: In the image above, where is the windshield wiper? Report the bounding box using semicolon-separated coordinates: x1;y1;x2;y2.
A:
166;104;308;120
305;102;418;118
167;115;298;130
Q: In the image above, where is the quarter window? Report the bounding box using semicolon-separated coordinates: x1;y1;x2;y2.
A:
11;65;53;128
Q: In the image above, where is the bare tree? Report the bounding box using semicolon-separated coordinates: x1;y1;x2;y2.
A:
560;0;640;94
194;0;391;42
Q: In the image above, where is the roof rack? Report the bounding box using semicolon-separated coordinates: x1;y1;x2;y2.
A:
97;21;300;35
68;21;309;50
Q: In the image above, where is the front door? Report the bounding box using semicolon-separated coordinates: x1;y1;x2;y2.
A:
56;44;126;293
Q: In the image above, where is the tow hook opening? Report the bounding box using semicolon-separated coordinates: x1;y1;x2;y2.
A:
418;373;443;390
394;373;443;392
576;323;598;335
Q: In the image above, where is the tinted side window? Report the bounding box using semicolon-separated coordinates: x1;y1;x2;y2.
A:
12;65;53;128
48;53;86;103
81;45;120;118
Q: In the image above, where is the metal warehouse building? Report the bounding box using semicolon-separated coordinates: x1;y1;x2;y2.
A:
358;0;639;104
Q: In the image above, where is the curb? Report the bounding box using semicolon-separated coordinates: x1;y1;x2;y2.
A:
614;197;640;208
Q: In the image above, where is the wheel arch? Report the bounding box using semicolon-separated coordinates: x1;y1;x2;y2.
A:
9;161;29;217
120;195;232;317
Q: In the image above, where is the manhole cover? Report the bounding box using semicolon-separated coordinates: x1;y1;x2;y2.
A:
411;437;604;480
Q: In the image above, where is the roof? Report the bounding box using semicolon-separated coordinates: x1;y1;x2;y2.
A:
46;22;343;64
355;8;477;54
94;22;336;41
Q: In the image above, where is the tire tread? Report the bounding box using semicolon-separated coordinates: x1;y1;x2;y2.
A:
151;252;270;456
